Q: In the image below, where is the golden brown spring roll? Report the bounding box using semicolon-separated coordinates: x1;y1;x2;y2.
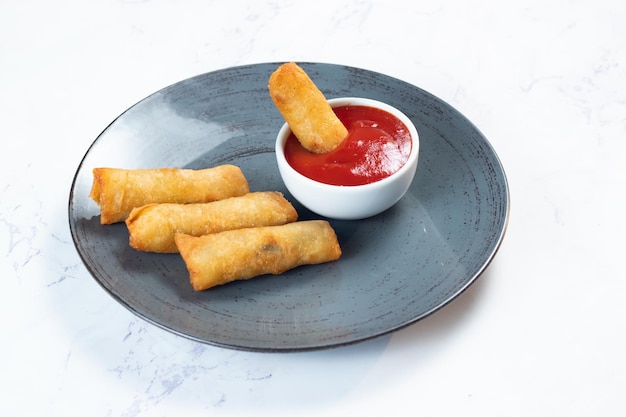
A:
268;62;348;154
90;165;249;224
126;191;298;253
175;220;342;291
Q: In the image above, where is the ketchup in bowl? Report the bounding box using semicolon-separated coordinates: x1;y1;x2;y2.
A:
283;105;412;186
275;97;419;220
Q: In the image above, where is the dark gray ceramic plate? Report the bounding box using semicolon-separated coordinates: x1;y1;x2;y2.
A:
69;62;509;352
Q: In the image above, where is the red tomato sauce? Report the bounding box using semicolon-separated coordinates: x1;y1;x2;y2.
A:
284;105;412;186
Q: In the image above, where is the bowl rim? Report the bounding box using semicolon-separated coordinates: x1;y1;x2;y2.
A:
275;96;420;191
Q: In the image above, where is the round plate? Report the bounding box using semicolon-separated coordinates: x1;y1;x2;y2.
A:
68;62;509;352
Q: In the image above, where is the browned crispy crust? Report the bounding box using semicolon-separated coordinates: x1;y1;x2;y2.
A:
268;62;348;154
89;165;249;224
125;191;298;253
175;220;342;291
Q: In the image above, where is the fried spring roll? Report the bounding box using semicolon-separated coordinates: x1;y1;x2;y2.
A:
126;191;298;253
175;220;342;291
268;62;348;154
89;165;249;224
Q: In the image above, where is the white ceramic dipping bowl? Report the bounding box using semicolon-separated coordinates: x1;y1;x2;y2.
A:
275;97;419;220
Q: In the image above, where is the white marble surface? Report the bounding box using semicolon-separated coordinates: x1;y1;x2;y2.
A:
2;0;625;415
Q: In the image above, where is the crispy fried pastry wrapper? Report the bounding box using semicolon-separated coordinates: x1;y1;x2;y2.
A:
175;220;342;291
268;62;348;154
126;191;298;253
89;165;249;224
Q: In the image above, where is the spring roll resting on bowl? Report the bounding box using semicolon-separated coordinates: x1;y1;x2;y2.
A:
126;191;298;253
175;220;342;291
89;165;249;224
268;62;348;154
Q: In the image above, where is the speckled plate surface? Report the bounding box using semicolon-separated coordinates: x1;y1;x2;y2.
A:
68;62;509;352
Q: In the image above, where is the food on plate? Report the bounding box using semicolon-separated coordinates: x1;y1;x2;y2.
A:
126;191;298;253
268;62;348;154
89;165;249;224
175;220;342;291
